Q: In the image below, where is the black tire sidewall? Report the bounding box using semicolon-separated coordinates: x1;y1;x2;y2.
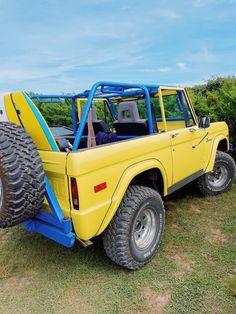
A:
129;196;164;263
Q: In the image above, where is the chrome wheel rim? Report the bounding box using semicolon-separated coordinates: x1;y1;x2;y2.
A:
133;208;157;250
0;178;3;209
207;164;228;188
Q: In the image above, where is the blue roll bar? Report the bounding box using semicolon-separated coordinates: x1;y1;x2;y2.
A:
72;81;155;151
31;81;161;150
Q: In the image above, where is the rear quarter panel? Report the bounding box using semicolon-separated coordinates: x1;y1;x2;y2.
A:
67;133;172;240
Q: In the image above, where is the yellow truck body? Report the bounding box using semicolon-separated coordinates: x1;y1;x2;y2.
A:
1;87;229;240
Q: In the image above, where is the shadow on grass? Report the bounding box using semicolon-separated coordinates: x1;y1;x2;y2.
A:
164;182;200;202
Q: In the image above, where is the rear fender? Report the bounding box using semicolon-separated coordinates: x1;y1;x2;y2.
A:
96;158;168;236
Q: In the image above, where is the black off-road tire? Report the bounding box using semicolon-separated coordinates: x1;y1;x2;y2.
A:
196;151;236;196
102;185;165;270
0;122;45;227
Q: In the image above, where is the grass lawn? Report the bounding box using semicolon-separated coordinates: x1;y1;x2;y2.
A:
0;184;235;314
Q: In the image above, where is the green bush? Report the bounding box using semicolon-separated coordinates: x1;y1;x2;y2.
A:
33;98;73;128
189;76;236;149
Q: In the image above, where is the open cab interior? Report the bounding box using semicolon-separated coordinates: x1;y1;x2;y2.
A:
30;82;197;152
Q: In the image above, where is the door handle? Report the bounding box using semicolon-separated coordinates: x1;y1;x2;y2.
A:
189;127;197;133
170;132;179;138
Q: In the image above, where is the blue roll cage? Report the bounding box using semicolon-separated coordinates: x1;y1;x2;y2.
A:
31;81;160;151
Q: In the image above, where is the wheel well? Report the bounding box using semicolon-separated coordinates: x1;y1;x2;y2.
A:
130;168;164;195
217;139;228;152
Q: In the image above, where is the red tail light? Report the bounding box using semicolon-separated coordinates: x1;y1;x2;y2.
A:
71;178;79;210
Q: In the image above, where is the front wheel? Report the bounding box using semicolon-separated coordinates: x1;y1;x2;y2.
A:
196;151;236;196
103;185;165;270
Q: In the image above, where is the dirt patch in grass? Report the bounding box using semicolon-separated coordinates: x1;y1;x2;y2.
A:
170;223;180;231
190;204;202;214
206;228;228;246
164;244;178;255
0;231;12;246
56;288;97;314
142;287;171;314
168;253;194;277
0;275;31;293
164;245;194;276
171;254;194;272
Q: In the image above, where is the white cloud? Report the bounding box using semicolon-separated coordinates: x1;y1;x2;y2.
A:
176;62;187;70
201;45;215;63
173;80;203;87
159;67;172;72
187;45;215;63
137;67;172;73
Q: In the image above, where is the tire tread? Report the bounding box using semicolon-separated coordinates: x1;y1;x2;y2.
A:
0;122;45;227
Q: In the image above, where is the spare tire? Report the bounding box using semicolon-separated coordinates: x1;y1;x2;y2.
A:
0;122;45;227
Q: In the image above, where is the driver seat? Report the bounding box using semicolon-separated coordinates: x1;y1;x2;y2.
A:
113;101;149;136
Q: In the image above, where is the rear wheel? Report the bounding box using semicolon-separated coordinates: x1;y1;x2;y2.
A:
103;185;165;270
0;122;45;227
196;151;236;196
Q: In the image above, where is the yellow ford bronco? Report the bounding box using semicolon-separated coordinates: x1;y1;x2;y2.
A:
0;81;235;270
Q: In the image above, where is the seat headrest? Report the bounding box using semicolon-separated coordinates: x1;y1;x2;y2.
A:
81;105;98;121
118;101;140;122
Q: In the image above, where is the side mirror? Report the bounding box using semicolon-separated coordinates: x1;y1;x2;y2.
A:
199;116;210;128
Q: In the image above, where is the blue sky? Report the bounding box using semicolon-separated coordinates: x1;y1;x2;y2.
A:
0;0;235;93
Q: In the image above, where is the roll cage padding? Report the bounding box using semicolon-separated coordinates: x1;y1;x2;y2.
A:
81;105;97;120
77;104;110;136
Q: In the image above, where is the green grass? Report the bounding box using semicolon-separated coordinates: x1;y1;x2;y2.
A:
0;184;236;314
